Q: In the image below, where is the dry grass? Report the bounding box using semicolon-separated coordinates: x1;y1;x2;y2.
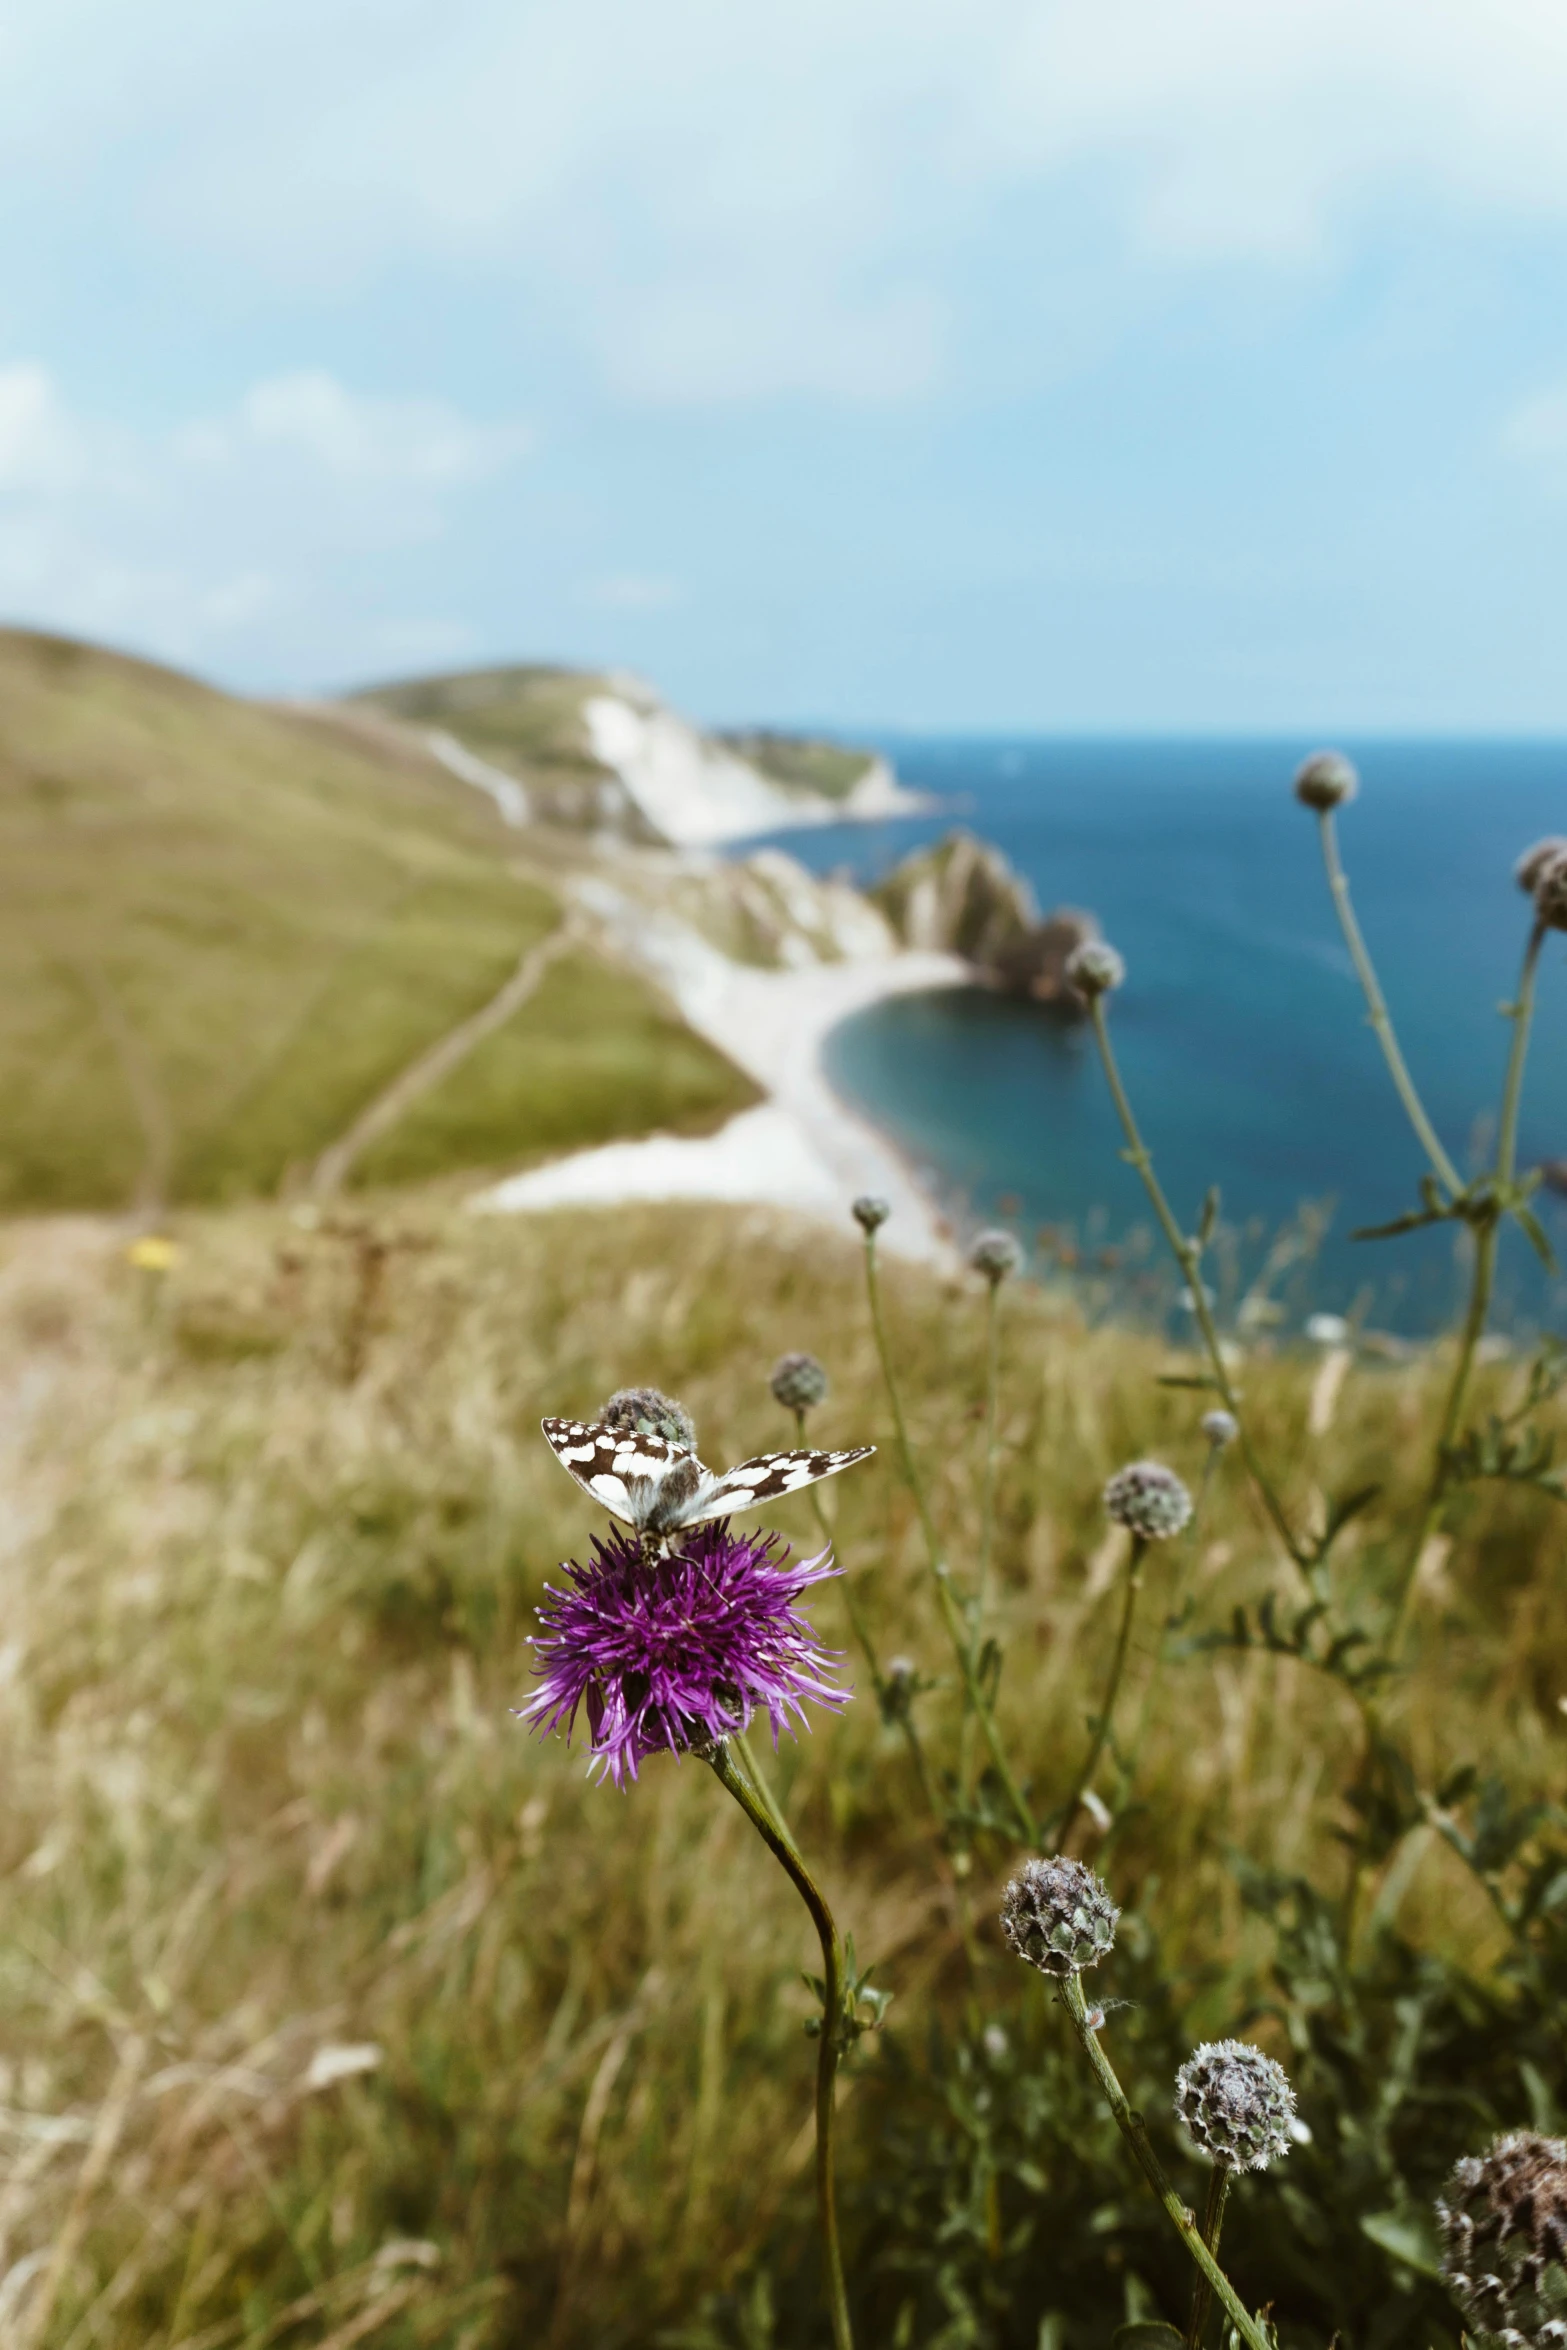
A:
0;1198;1560;2346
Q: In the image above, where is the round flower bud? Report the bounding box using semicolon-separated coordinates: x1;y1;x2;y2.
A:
1293;751;1359;811
1437;2132;1567;2345
770;1351;829;1413
1104;1460;1194;1541
1537;859;1567;936
1000;1855;1119;1978
1175;2040;1297;2173
1516;838;1567;897
1201;1409;1239;1448
968;1229;1022;1286
852;1195;891;1234
599;1386;697;1451
1065;939;1126;999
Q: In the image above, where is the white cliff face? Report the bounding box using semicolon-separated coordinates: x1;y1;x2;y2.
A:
583;693;928;848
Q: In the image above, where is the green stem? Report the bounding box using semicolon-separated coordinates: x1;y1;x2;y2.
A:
1115;1444;1222;1818
959;1282;1003;1805
1315;807;1463;1196
1087;1001;1309;1577
1388;920;1545;1656
1184;2164;1231;2350
1057;1975;1269;2350
794;1409;943;1830
1059;1536;1147;1839
862;1236;1037;1843
732;1727;799;1860
707;1742;854;2350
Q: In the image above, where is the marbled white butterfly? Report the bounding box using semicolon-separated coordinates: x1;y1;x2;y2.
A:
541;1417;874;1535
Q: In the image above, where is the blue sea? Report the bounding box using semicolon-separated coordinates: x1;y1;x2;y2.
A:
751;739;1567;1337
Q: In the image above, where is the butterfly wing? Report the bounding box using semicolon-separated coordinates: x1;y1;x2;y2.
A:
676;1445;876;1527
541;1417;683;1530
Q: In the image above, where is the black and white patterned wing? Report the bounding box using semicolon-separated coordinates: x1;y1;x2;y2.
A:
541;1418;682;1530
676;1445;876;1527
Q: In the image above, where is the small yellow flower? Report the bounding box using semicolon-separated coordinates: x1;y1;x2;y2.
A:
126;1235;180;1273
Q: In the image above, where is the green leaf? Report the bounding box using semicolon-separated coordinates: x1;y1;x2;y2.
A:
1516;1202;1558;1271
1359;2206;1444;2279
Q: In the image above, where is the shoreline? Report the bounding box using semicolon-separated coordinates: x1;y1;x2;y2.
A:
470;890;968;1262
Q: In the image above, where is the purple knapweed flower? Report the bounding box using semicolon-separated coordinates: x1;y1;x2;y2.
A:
522;1521;849;1786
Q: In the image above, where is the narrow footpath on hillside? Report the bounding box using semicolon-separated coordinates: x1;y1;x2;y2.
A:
308;911;584;1195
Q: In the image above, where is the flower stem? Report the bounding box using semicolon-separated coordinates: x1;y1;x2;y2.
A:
959;1282;1004;1804
1114;1443;1222;1819
1388;919;1545;1656
707;1740;854;2350
1086;1001;1309;1577
1057;1974;1269;2350
1313;806;1462;1196
861;1234;1037;1843
1183;2164;1231;2350
731;1726;800;1860
1059;1536;1147;1839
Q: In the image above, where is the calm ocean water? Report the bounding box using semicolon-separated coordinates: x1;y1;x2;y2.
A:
752;738;1567;1335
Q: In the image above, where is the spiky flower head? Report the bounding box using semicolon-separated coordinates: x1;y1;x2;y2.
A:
523;1522;847;1787
1517;839;1567;896
1066;939;1126;999
1201;1408;1239;1448
1104;1459;1194;1541
1293;750;1359;811
852;1195;891;1234
968;1229;1023;1286
1175;2041;1297;2173
599;1386;696;1450
1000;1855;1119;1977
770;1351;829;1413
1438;2131;1567;2348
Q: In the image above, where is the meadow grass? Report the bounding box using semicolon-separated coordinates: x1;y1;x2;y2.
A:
0;1196;1557;2347
0;633;754;1214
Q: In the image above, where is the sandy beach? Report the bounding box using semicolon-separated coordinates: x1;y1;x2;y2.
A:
471;880;968;1261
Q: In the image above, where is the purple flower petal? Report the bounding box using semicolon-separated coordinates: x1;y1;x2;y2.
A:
521;1521;850;1787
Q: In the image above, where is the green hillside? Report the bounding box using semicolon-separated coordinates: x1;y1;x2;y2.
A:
0;631;754;1211
350;662;640;832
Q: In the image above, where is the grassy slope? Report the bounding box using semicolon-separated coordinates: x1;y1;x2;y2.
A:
0;1199;1556;2347
0;632;754;1209
350;664;619;819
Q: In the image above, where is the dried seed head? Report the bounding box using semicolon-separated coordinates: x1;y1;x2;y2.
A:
770;1352;829;1413
968;1229;1023;1285
852;1195;891;1234
1066;939;1126;999
598;1387;697;1451
1516;839;1567;896
1201;1409;1239;1448
1438;2132;1567;2346
1104;1460;1194;1541
1000;1855;1119;1977
1293;750;1359;811
1175;2041;1297;2173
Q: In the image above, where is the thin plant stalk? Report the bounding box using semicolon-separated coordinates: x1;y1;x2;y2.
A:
707;1739;854;2350
959;1280;1003;1804
1312;805;1463;1197
1184;2165;1231;2350
1058;1536;1147;1840
1086;1000;1308;1575
1388;919;1545;1653
732;1726;800;1859
793;1406;944;1829
1057;1974;1269;2350
1113;1442;1224;1819
861;1232;1037;1842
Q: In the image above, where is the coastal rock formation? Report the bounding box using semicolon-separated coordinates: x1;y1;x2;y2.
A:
872;830;1100;1007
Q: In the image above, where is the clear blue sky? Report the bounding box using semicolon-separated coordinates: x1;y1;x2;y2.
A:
4;0;1567;731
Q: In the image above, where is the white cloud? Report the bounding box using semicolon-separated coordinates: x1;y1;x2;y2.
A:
0;359;529;671
584;574;683;611
7;0;1567;402
0;364;87;492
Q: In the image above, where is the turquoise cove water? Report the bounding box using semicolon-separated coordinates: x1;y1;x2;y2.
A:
751;739;1567;1335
